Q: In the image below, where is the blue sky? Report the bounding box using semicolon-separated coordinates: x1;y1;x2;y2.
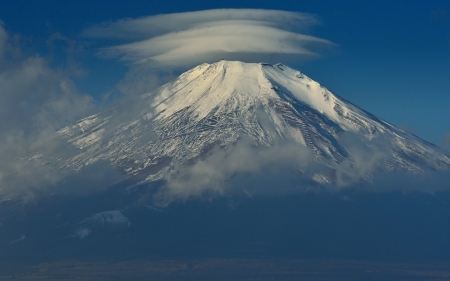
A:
1;0;449;144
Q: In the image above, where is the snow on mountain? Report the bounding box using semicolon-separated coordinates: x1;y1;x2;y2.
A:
72;210;130;239
58;60;450;187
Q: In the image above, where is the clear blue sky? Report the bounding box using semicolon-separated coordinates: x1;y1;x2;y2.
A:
1;0;449;144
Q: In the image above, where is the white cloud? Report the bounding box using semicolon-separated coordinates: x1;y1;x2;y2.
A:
152;130;450;205
82;9;319;39
0;24;114;201
333;132;389;188
82;9;335;69
155;140;315;204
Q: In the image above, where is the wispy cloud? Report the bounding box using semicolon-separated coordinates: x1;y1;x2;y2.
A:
82;9;335;69
0;23;118;201
153;131;450;205
156;140;315;204
333;132;389;188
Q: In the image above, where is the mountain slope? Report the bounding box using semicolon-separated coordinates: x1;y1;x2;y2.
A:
58;60;450;186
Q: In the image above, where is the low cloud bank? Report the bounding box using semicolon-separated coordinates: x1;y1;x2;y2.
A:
154;132;450;204
0;23;120;201
156;141;315;204
82;9;335;69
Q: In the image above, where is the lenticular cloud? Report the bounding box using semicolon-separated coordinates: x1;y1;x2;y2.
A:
82;9;335;69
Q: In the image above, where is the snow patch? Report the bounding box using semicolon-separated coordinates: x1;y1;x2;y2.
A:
73;210;130;239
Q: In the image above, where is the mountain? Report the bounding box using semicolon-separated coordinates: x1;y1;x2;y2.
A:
58;60;450;188
3;61;450;267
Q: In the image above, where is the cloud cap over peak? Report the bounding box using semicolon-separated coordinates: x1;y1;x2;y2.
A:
82;9;335;69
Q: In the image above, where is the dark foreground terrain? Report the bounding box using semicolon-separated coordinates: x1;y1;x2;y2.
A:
1;259;450;281
1;187;450;280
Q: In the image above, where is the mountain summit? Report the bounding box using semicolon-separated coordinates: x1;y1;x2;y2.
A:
59;61;450;187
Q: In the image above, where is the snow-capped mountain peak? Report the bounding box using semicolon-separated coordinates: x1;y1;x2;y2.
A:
58;61;450;185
